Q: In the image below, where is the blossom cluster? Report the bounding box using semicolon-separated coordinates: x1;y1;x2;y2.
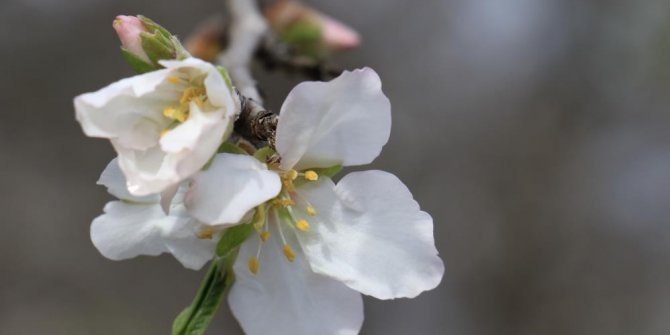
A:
74;16;443;335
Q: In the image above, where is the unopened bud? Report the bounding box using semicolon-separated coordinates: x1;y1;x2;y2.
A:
264;0;361;59
113;15;190;73
113;15;151;63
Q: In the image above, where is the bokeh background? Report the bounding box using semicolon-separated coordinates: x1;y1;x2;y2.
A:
2;0;670;334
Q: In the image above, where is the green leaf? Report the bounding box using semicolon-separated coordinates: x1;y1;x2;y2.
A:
141;31;175;64
216;223;254;257
217;142;247;155
120;47;159;74
311;165;342;178
216;66;234;93
172;258;233;335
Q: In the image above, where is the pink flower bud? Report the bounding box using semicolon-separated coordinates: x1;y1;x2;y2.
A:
321;16;360;51
113;15;151;63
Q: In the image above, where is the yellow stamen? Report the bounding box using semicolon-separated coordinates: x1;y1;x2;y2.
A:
260;231;271;241
197;227;215;240
160;129;170;138
272;198;295;207
306;206;317;217
285;169;298;180
163;106;177;118
192;96;204;108
296;219;310;232
167;75;182;84
283;244;296;262
248;257;260;274
304;170;319;181
180;87;205;104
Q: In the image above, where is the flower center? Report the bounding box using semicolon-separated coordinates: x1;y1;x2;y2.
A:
160;74;208;137
247;169;320;275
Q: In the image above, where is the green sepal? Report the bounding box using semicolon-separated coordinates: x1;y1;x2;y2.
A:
138;15;172;40
141;31;175;65
216;66;234;93
172;256;235;335
216;223;254;257
311;164;342;178
253;146;276;163
217;142;247;155
120;47;160;74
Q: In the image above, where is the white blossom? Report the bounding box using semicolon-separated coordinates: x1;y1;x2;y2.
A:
90;158;218;270
186;68;445;334
75;57;238;196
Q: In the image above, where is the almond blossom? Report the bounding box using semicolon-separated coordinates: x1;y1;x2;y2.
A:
74;57;238;196
186;68;445;334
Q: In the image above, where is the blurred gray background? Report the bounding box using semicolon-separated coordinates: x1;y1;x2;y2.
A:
2;0;670;334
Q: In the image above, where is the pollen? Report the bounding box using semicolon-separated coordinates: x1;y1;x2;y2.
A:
296;219;310;232
304;170;319;181
306;206;317;216
272;198;295;208
283;244;296;262
197;227;215;240
260;231;271;241
163;106;177;118
285;169;298;181
248;256;260;274
167;75;182;84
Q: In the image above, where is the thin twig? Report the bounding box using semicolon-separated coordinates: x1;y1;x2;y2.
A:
217;0;268;103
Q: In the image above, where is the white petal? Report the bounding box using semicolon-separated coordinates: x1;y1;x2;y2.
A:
296;171;444;299
185;153;281;225
276;68;391;170
162;206;217;270
160;183;180;214
90;201;215;270
229;225;363;335
90;201;172;261
97;158;159;203
74;69;176;150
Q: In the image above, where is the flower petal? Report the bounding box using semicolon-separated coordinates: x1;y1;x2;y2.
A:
90;201;215;270
296;171;445;299
185;153;281;225
90;201;172;261
162;206;217;270
276;67;391;170
74;69;176;150
97;158;159;203
228;225;363;335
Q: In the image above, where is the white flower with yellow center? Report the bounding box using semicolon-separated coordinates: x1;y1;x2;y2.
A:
91;158;219;270
74;57;238;196
185;68;445;335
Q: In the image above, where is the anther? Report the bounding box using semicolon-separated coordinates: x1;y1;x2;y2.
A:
163;106;177;118
260;231;271;241
285;169;298;181
283;244;296;262
306;206;317;216
296;219;310;232
197;227;215;239
248;257;260;274
304;170;319;181
167;76;182;84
